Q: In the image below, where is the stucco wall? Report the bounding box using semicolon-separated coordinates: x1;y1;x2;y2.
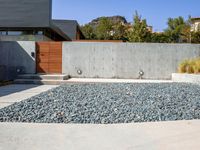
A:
62;42;200;79
0;41;35;81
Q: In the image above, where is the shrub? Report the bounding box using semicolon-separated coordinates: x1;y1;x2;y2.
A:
178;60;188;73
193;58;200;73
178;58;200;74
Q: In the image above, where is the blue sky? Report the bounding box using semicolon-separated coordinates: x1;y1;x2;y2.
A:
52;0;200;32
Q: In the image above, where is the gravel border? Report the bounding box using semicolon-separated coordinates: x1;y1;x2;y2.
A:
0;83;200;124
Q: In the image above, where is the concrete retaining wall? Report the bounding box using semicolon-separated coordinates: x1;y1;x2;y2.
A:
172;73;200;84
62;42;200;79
1;41;200;81
0;41;35;81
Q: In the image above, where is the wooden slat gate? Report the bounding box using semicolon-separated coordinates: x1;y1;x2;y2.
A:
36;42;62;74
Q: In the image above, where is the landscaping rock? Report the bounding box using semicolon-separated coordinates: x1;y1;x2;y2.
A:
0;83;200;124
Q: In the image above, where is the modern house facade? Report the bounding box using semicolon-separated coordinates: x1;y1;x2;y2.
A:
0;0;84;41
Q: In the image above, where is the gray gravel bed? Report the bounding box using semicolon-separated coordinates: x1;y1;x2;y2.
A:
0;83;200;124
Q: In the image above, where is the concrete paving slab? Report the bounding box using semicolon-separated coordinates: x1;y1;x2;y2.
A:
0;84;58;109
65;78;173;84
0;120;200;150
0;103;12;109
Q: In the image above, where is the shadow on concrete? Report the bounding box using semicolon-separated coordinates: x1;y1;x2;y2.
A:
0;84;39;97
0;41;35;81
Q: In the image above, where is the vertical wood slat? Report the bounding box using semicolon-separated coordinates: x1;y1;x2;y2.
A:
36;42;62;74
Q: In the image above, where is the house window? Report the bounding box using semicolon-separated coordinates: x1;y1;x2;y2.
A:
7;31;23;35
0;31;7;35
33;31;43;35
0;30;46;35
37;31;43;35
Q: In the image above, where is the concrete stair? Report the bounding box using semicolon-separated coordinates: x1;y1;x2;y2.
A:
14;74;70;85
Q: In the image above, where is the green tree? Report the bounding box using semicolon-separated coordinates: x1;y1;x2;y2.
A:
112;22;128;41
81;24;96;39
151;32;171;43
95;17;113;40
165;16;190;43
127;12;151;42
191;31;200;43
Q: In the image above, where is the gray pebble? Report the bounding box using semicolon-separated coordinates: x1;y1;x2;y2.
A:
0;83;200;124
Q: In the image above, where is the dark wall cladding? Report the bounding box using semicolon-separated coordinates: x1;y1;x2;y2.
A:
53;20;78;40
0;0;52;27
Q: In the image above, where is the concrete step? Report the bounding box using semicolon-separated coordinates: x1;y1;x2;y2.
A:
17;74;70;80
14;79;66;85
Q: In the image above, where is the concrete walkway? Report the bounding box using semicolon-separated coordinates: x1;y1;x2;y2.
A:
66;78;173;83
0;84;58;109
0;120;200;150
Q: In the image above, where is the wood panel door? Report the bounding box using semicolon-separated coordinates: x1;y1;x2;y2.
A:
36;42;62;74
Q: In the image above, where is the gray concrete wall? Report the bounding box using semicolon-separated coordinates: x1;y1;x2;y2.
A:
0;41;35;81
0;0;52;27
62;42;200;79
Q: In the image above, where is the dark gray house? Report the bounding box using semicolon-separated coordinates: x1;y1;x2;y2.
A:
0;0;84;41
53;20;84;40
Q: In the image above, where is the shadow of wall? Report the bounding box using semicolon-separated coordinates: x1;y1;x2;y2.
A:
0;41;35;81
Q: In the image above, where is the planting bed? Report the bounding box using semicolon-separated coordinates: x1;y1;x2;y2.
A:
0;83;200;124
